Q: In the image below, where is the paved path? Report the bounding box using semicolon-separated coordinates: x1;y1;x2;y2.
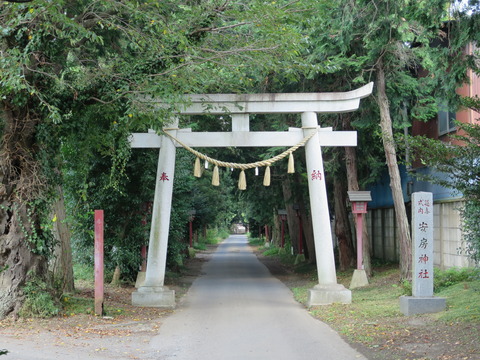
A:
149;235;367;360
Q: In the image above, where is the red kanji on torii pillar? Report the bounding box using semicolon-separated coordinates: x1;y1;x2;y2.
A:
130;83;373;308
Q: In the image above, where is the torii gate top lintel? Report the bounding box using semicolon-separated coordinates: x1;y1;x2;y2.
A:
131;82;373;148
147;82;373;115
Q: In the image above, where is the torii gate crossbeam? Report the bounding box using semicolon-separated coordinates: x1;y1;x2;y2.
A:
131;83;373;308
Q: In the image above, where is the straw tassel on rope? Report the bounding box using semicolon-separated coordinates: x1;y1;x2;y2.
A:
238;170;247;190
287;152;295;173
194;157;202;178
263;166;271;186
212;165;220;186
162;127;317;190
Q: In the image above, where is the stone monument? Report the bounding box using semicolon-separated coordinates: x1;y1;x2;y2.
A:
400;192;446;316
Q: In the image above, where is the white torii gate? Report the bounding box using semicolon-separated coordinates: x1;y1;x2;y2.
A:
130;83;373;308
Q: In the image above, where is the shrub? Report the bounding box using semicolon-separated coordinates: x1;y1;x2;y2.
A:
248;237;264;246
201;227;229;244
19;275;60;318
434;267;480;292
193;242;206;250
263;246;279;256
73;263;94;282
402;280;412;296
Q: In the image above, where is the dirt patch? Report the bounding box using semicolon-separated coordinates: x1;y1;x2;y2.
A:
0;245;216;359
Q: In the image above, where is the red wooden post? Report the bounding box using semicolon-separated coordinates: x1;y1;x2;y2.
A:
356;213;363;270
298;216;303;254
348;191;371;272
278;210;287;249
94;210;104;316
294;205;304;254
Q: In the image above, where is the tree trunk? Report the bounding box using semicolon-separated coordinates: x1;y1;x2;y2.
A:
49;185;74;293
0;107;48;319
376;60;412;281
282;176;299;254
272;209;281;247
111;265;121;286
282;175;315;261
296;175;315;263
333;176;355;271
342;114;373;277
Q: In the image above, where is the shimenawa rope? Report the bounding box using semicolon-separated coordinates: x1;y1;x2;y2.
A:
162;127;318;189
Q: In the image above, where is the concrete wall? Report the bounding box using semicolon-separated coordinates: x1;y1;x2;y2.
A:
365;200;475;269
433;201;476;268
368;208;398;262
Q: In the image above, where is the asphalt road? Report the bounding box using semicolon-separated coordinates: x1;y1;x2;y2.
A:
148;235;367;360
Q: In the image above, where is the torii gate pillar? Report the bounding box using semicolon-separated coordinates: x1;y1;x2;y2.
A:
303;112;351;306
132;121;178;308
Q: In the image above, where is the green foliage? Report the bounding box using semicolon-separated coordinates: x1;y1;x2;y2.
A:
0;200;56;257
66;146;158;280
0;0;315;298
262;245;280;257
15;202;55;256
73;263;94;283
2;0;480;312
61;294;125;317
402;279;413;296
434;267;480;292
400;267;480;296
461;201;480;262
61;295;94;316
193;242;206;251
408;107;480;263
199;227;230;245
248;237;264;247
20;275;60;318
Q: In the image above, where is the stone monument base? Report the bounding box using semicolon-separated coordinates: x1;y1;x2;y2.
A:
132;286;175;309
134;271;146;288
399;295;446;316
350;269;369;289
307;283;352;306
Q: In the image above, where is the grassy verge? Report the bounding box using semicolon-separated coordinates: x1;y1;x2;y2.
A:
292;266;480;359
252;240;480;359
197;227;230;245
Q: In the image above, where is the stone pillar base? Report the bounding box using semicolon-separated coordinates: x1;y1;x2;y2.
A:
294;254;306;265
350;269;369;289
132;286;175;308
307;283;352;306
134;271;146;288
399;295;446;316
